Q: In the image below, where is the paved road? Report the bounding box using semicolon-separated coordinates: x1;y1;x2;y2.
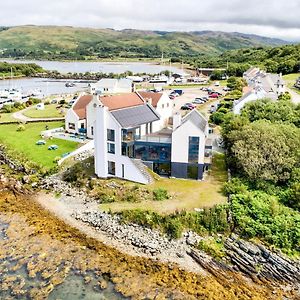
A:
12;107;64;122
287;87;300;104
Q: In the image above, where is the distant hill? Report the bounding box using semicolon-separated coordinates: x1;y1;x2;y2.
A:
0;25;289;60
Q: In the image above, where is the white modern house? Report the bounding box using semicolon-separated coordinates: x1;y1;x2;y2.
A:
89;78;134;95
65;91;211;184
65;92;175;139
94;102;210;183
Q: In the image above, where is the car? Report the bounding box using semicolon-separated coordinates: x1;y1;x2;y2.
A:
209;93;219;98
185;103;196;109
50;99;58;104
193;98;204;104
173;89;184;96
214;81;220;87
169;94;176;100
181;105;192;110
223;87;231;91
170;91;180;97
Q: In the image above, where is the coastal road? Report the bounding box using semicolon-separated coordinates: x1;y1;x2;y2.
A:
287;87;300;104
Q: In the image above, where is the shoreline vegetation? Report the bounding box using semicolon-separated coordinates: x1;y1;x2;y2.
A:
0;180;296;299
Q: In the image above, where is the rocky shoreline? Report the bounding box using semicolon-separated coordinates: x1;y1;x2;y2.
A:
39;174;300;294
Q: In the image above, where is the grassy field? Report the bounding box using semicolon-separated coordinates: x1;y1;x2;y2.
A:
23;104;65;119
100;153;227;214
283;73;300;82
0;122;78;169
0;112;17;123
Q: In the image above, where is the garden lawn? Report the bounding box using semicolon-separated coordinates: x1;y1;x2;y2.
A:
101;153;227;214
23;104;65;118
0;122;78;169
0;112;17;123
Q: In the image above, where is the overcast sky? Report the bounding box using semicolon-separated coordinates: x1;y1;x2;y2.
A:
1;0;300;41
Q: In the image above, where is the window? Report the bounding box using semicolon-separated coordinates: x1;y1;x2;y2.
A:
107;143;115;154
68;123;75;130
107;129;115;141
167;103;169;107
122;164;125;178
91;126;94;136
162;104;165;109
188;136;200;163
80;123;85;129
108;161;115;175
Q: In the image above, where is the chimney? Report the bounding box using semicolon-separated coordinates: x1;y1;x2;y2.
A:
172;112;182;131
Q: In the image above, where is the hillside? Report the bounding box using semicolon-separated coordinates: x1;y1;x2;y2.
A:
0;25;289;60
189;43;300;76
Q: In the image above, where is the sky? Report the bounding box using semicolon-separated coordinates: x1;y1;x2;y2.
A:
1;0;300;41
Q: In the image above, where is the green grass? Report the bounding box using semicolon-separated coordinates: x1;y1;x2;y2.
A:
100;153;227;214
283;73;300;82
0;122;78;169
0;112;17;123
23;104;65;119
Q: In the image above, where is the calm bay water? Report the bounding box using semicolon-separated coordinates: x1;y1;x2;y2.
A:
1;59;183;75
0;78;89;97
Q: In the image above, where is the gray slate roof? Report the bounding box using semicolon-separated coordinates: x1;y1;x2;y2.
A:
180;109;207;132
111;104;160;128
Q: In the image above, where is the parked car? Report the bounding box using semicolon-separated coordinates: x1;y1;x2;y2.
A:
36;140;46;145
169;94;176;100
170;91;180;97
223;87;231;91
209;93;219;98
173;89;184;96
214;81;220;87
193;98;204;104
181;103;196;110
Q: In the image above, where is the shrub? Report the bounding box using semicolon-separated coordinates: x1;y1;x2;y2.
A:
165;218;183;239
44;100;50;105
101;194;116;203
2;104;12;113
153;188;169;201
198;237;225;260
16;124;25;132
53;156;61;163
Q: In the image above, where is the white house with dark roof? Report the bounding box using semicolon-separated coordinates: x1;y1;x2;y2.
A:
89;78;133;95
65;91;211;183
234;67;286;114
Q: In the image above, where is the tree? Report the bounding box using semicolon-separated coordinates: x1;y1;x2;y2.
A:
228;120;300;183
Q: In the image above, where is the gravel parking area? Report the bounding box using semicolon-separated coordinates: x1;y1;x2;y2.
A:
171;86;225;116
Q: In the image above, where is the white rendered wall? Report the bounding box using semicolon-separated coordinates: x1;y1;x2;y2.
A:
233;92;266;114
152;93;173;132
94;106;148;184
65;109;80;134
86;95;99;139
171;120;206;164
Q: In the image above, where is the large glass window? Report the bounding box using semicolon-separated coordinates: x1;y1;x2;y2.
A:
107;129;115;142
188;136;199;163
108;161;115;175
107;143;115;154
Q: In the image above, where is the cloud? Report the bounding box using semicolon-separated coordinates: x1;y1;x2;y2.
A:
1;0;300;41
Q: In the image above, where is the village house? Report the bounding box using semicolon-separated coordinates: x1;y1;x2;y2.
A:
89;78;134;94
233;67;286;114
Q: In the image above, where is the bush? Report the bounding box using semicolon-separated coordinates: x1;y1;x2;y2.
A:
53;156;61;163
165;218;183;239
153;188;169;201
44;100;50;105
16;124;25;132
198;237;225;260
2;104;12;113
